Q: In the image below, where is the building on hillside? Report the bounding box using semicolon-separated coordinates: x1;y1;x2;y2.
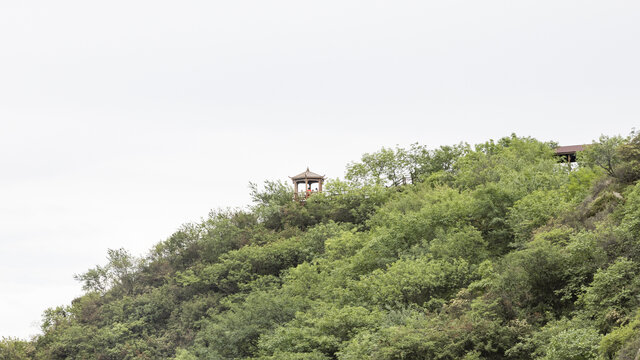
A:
290;168;325;200
555;144;586;163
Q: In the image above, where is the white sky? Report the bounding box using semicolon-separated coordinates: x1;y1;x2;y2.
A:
1;0;639;338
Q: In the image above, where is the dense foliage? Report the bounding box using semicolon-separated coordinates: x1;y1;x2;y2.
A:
4;131;640;360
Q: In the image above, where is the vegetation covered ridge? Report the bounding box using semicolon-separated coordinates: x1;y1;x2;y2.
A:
3;131;640;360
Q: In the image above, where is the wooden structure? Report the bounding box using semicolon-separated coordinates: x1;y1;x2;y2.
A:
555;145;586;163
290;168;325;199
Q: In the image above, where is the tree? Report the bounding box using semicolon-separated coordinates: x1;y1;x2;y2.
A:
249;180;293;208
346;146;409;186
74;248;138;295
579;257;640;332
345;143;469;187
617;129;640;182
540;327;601;360
0;337;34;360
579;135;625;178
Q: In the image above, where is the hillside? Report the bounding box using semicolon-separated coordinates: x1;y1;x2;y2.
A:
2;132;640;360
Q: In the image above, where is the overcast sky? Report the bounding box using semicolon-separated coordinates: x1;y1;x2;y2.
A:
1;0;639;338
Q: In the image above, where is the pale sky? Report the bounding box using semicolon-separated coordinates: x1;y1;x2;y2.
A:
1;1;639;338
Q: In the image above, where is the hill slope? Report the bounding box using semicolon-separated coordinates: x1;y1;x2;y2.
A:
3;133;640;360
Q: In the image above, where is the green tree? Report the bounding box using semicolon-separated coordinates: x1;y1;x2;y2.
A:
539;327;601;360
74;248;138;295
579;258;640;332
356;257;473;308
617;129;640;182
346;146;409;186
599;311;640;360
579;135;625;178
507;189;571;246
346;143;469;187
0;337;35;360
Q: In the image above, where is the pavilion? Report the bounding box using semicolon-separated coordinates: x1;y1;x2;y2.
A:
555;145;586;163
290;168;325;199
